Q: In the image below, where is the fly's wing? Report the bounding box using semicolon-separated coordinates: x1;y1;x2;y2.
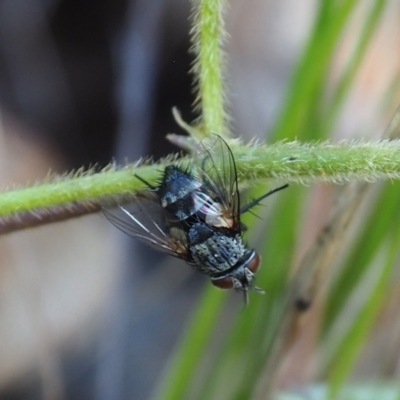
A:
192;134;241;231
103;192;189;260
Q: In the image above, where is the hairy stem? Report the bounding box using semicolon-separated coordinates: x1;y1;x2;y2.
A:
0;140;400;224
191;0;227;135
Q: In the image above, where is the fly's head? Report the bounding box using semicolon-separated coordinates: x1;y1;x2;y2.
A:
210;251;264;304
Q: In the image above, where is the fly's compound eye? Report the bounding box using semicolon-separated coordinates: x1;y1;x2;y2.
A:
211;277;234;290
247;253;261;274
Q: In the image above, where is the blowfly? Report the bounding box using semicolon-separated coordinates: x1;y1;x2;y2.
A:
104;134;288;303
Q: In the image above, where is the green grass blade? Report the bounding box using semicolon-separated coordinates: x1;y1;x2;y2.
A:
153;287;226;400
326;204;400;397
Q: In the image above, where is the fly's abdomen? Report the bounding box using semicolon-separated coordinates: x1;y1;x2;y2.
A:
159;165;219;223
158;165;203;221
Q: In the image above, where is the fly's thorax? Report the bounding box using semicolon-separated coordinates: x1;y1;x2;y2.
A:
187;222;248;276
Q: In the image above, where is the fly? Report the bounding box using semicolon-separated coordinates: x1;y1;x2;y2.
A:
103;134;288;303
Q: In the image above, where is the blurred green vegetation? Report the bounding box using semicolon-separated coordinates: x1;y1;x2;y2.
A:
155;1;400;399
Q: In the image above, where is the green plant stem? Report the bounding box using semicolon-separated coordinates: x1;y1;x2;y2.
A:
191;0;227;136
156;2;229;398
1;140;400;220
